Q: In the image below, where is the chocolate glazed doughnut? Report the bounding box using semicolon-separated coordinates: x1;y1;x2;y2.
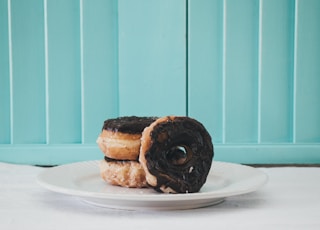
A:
97;116;157;160
139;116;214;193
103;116;157;134
97;116;157;188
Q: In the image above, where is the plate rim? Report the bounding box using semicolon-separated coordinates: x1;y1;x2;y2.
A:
37;160;268;202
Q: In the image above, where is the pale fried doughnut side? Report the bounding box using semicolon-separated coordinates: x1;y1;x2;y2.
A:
97;130;141;160
99;160;148;188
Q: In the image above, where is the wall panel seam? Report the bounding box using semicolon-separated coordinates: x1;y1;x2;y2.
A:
186;0;189;116
115;0;120;116
292;0;298;143
257;0;263;144
79;0;85;143
222;0;227;144
7;0;13;144
44;0;50;144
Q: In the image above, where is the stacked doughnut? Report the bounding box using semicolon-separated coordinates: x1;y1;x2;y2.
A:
96;116;156;188
96;115;214;193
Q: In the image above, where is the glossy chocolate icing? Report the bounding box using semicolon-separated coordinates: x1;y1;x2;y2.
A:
103;116;157;134
104;156;138;162
145;116;214;193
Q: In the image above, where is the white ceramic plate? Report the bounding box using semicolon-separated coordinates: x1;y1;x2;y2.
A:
37;160;268;210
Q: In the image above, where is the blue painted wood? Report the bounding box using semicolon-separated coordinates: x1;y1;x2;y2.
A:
10;0;46;144
46;0;82;143
0;0;320;165
294;0;320;142
259;0;295;143
0;0;10;144
187;0;320;164
0;144;101;165
0;143;319;165
188;0;223;143
214;143;320;164
81;0;119;143
224;0;259;143
118;0;186;117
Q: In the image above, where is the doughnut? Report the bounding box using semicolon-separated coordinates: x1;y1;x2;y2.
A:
99;157;147;188
96;116;156;160
97;116;156;188
139;116;214;193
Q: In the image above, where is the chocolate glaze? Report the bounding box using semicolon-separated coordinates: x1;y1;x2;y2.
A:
145;116;214;193
103;116;157;134
104;156;138;163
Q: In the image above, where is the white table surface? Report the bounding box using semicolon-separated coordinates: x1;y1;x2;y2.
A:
1;161;319;230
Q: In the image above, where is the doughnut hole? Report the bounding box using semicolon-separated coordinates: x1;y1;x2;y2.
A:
166;145;191;165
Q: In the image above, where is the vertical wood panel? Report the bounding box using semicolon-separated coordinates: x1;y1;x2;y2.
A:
11;0;46;144
82;0;119;143
295;0;320;142
118;0;186;117
0;0;10;144
260;0;295;142
1;0;320;165
224;0;259;143
47;0;81;143
188;0;223;142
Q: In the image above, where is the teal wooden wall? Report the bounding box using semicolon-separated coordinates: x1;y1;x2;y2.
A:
0;0;319;165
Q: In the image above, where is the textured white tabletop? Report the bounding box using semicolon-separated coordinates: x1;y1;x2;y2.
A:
1;162;319;230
